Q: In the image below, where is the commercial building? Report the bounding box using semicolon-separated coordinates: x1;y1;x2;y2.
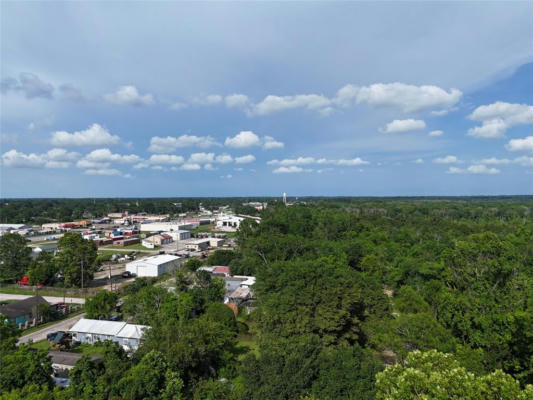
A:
69;318;148;351
164;230;191;241
114;237;141;247
139;221;195;232
209;238;225;247
185;239;210;252
143;234;173;246
125;254;181;277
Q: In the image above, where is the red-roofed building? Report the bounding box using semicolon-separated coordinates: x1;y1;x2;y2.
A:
213;266;230;276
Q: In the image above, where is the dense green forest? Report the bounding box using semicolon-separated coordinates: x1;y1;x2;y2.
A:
1;198;532;399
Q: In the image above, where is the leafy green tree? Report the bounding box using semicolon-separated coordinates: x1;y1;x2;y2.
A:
27;252;57;286
84;290;118;319
123;277;157;295
0;317;20;355
185;258;203;272
366;313;456;361
255;257;366;345
206;250;237;267
375;350;533;400
69;341;130;400
122;286;176;325
192;379;232;400
204;303;237;334
0;345;53;394
56;232;97;287
118;350;183;400
241;334;321;400
138;314;237;385
393;286;431;314
312;345;382;400
0;233;31;282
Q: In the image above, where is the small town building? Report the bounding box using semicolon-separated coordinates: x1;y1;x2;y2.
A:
143;234;173;246
69;318;149;351
215;215;245;231
209;238;226;247
164;230;191;241
0;295;50;326
185;238;210;252
125;254;181;277
213;266;230;277
114;237;140;247
49;351;102;376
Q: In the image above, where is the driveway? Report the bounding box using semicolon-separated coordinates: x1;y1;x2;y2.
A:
0;294;85;304
18;312;86;344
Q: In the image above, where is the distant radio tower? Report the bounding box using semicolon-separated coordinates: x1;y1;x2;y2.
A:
282;192;287;205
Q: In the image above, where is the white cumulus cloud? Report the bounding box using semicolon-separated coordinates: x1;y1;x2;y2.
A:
263;136;284;150
188;152;215;164
447;165;500;175
506;136;533;152
335;82;462;112
104;85;154;106
225;94;249;108
215;154;233;164
148;135;220;153
251;94;331;116
2;149;78;169
429;130;444;137
51;124;120;147
225;131;261;148
148;154;185;165
235;154;256;164
273;166;313;174
433;155;461;164
383;119;426;133
84;148;141;164
468;102;533;139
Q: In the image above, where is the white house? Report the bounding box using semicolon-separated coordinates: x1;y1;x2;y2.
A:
69;318;148;351
125;254;181;277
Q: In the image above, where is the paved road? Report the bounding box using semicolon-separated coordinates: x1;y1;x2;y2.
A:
0;294;85;304
18;313;86;344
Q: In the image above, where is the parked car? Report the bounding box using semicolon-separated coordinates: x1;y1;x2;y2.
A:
121;271;133;278
47;331;65;341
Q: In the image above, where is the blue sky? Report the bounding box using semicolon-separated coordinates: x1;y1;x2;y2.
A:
1;2;532;197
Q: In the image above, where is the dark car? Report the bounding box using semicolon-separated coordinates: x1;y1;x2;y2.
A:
47;331;64;341
121;271;132;278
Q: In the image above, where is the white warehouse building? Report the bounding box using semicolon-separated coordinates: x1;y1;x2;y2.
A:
164;230;191;241
125;254;181;277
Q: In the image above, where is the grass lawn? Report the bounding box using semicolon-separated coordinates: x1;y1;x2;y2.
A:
0;284;84;298
70;342;108;356
30;339;51;351
30;340;106;358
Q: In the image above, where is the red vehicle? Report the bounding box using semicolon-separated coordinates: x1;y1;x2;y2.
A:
17;275;43;287
17;275;30;286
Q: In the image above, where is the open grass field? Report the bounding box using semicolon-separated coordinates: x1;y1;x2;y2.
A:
0;284;84;298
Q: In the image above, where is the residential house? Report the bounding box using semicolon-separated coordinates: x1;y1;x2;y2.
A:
69;318;148;351
0;295;51;327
